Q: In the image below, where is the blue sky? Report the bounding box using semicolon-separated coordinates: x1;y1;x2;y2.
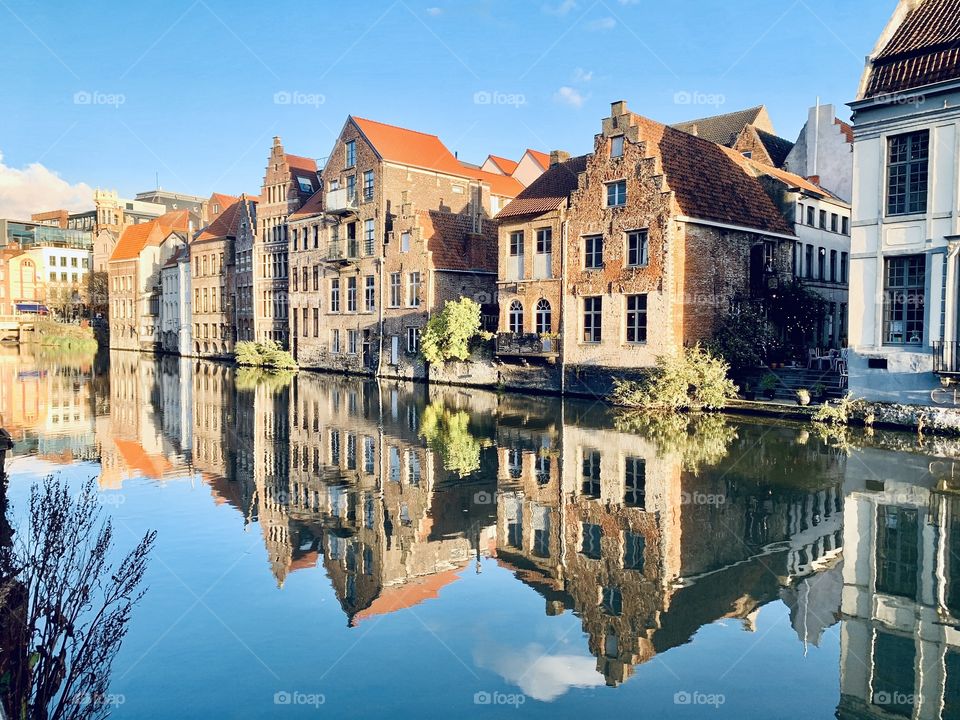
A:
0;0;895;203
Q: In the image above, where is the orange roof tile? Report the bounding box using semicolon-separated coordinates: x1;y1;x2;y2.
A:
525;149;551;168
110;210;191;261
196;198;246;241
113;438;173;479
486;155;519;175
289;189;325;220
286;153;318;172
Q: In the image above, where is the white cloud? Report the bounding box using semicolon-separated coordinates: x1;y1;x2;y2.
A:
475;643;605;702
586;16;616;30
0;151;93;220
554;86;587;108
426;6;443;15
572;67;593;83
543;0;577;16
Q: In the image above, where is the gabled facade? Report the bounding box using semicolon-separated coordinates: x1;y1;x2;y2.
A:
848;0;960;403
108;210;195;352
256;137;319;347
672;105;795;168
287;115;520;378
160;247;191;356
783;103;855;202
234;195;258;342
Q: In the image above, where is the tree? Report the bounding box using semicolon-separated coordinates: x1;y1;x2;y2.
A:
610;345;738;411
419;402;486;477
0;476;155;720
767;282;828;350
419;298;489;364
707;304;780;373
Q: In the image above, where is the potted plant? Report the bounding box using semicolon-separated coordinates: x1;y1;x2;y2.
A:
796;388;811;407
813;382;827;402
740;382;756;401
760;373;779;400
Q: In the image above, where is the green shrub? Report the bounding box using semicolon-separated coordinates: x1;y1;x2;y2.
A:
707;305;778;372
812;394;862;427
609;345;737;411
613;411;736;474
234;340;297;370
420;298;491;364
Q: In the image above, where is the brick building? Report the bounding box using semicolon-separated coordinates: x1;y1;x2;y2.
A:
672;105;795;169
256;137;320;346
563;102;797;385
288;115;522;378
233;195;258;342
108;210;195;352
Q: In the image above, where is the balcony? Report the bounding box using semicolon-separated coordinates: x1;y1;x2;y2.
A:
325;188;358;215
496;332;559;359
326;241;345;262
933;341;960;376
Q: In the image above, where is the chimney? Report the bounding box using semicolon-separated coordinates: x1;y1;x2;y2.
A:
611;100;628;116
807;175;821;186
550;150;570;167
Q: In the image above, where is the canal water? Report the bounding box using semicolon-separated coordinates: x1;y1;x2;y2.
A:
1;347;957;719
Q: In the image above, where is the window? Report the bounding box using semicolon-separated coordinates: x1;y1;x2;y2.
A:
535;299;551;335
536;228;551;254
313;266;320;291
400;231;410;253
583;297;602;342
331;328;341;353
887;130;929;215
830;250;838;282
580;523;602;560
818;247;826;280
883;255;925;345
508;300;524;334
806;206;815;226
842;216;850;235
625;294;647;344
840;252;849;284
606;180;626;207
347;276;357;312
406;327;419;354
363;170;374;201
509;231;523;256
364;219;375;255
830;213;839;232
584;236;603;269
624;532;645;571
627;230;648;267
610;135;624;158
345;140;356;167
805;244;814;279
313;308;319;336
407;272;421;307
818;209;827;230
348;329;358;354
389;272;401;307
346;175;356;202
292;267;299;291
330;278;341;312
582;449;601;498
364;276;375;311
797;203;804;223
624;457;646;508
407;451;421;486
600;587;622;616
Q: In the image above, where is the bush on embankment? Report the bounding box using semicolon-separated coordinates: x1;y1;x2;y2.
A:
30;319;98;352
609;345;737;411
234;340;297;370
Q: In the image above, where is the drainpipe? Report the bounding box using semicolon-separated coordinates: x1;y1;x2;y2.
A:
375;255;385;378
559;218;568;396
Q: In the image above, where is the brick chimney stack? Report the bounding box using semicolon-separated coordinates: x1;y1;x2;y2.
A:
550;150;570;167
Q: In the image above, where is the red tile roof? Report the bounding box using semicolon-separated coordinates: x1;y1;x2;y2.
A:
110;210;191;261
418;209;498;272
353;567;464;623
863;0;960;98
634;116;794;235
496;155;588;220
486;155;519;175
286;153;318;172
289;189;325;220
672;106;769;146
195;198;245;241
351;116;522;198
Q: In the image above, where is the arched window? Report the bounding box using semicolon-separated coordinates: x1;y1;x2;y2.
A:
535;299;552;335
508;300;524;334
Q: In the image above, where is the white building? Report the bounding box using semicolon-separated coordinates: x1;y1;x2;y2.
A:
159;248;192;356
784;103;855;203
848;0;960;403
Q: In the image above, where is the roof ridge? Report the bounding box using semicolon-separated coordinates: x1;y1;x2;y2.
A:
674;104;765;126
352;115;444;141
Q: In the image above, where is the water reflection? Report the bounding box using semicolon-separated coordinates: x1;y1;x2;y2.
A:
4;347;960;715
